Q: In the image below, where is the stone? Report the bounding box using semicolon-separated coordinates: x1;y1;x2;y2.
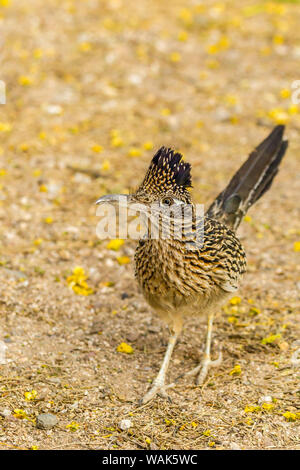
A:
258;395;272;404
0;408;11;418
119;419;132;431
36;413;58;430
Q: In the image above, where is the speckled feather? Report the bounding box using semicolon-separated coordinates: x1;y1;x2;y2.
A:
135;216;246;326
135;147;192;203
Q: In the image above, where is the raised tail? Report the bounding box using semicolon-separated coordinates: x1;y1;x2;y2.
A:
206;125;288;231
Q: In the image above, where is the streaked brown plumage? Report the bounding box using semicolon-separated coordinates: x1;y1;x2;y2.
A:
96;125;288;403
134;217;246;328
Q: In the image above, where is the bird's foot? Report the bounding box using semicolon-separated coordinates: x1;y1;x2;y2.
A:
196;349;222;385
139;380;172;405
166;348;222;388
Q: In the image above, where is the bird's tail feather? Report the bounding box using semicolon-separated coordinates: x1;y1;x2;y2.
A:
206;125;288;231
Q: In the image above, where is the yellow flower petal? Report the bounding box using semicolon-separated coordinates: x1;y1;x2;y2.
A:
116;342;134;354
67;267;94;296
273;34;284;45
178;31;188;42
66;421;80;431
244;405;260;413
106;239;124;251
78;42;92;52
143;141;154;151
293;241;300;252
18;75;33;86
230;296;241;305
280;88;291;99
268;108;289;125
229;364;242;375
169;52;181;62
13;409;28;419
261;334;281;345
288;104;298;115
128;147;142;157
262;403;275;411
0;122;12;132
282;411;299;422
111;136;124;147
117;256;130;265
91;144;103;153
160;108;171;116
101;160;110;171
24;390;37;401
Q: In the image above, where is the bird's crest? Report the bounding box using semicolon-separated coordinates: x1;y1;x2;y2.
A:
138;147;192;201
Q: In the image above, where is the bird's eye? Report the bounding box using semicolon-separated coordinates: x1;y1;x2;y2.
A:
162;197;173;206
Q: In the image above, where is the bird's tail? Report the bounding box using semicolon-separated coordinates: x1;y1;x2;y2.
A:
206;125;288;231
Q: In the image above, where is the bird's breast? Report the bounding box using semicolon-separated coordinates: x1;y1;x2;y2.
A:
134;217;246;316
134;238;217;313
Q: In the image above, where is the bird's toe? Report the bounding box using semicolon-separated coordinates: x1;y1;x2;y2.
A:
139;383;171;405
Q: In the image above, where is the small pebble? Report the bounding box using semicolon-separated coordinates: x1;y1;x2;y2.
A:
214;107;230;122
0;408;11;418
258;395;272;404
48;377;61;384
2;268;27;280
36;413;58;430
119;419;132;431
230;442;241;450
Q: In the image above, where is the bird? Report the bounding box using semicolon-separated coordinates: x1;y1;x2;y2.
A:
96;125;288;404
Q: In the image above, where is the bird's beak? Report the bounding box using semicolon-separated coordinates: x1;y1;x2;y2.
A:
96;194;132;206
96;194;149;217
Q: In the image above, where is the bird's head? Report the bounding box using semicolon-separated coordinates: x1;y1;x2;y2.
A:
96;147;192;209
96;147;195;241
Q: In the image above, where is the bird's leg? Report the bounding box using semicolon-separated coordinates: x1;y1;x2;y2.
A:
140;330;180;405
166;313;222;388
196;312;222;385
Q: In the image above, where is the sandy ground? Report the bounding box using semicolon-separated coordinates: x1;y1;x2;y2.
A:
0;0;299;450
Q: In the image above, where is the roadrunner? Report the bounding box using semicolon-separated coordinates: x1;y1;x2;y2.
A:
96;125;288;404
